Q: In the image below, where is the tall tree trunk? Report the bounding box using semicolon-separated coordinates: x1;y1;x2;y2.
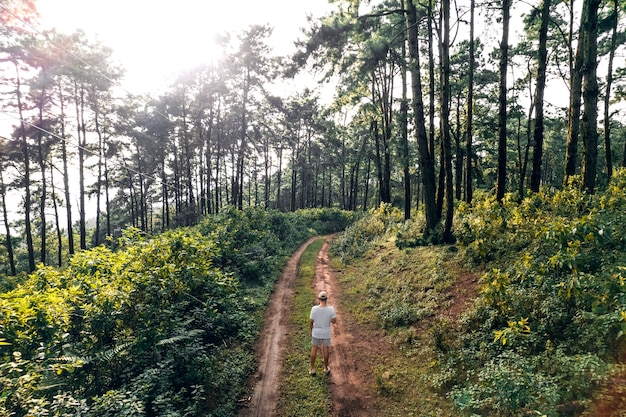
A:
400;1;411;220
363;157;371;211
564;0;586;181
93;89;103;245
581;0;600;192
214;118;222;214
406;0;438;233
519;89;533;198
161;159;169;230
0;166;16;276
454;92;463;201
50;164;62;267
530;0;551;192
496;0;512;202
36;85;47;265
372;119;384;205
58;81;74;255
427;0;436;162
603;0;618;180
441;0;454;242
276;146;283;210
435;4;445;219
75;82;87;250
234;70;250;210
16;64;36;272
465;0;475;204
181;96;196;223
104;143;111;238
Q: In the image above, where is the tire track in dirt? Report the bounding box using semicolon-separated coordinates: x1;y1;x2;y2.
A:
238;236;372;417
312;238;371;417
238;237;317;417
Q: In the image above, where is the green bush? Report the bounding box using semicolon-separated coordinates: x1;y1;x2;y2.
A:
437;169;626;416
0;207;354;416
332;203;402;260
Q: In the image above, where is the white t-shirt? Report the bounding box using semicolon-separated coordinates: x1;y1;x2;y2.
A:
310;305;336;339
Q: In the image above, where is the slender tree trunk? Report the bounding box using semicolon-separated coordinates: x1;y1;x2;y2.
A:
93;90;103;245
205;106;214;214
603;0;618;180
435;5;445;219
441;0;454;242
520;89;533;198
58;81;74;255
16;64;36;272
581;0;600;192
564;0;586;181
0;167;16;276
530;0;551;192
104;144;111;238
341;133;347;209
214;118;222;214
363;157;371;211
465;0;475;204
400;1;411;220
427;0;436;161
76;82;87;250
234;70;250;210
372;119;384;205
162;159;169;230
180;96;196;222
406;0;438;232
496;0;512;202
36;86;47;265
276;146;283;210
454;92;463;201
50;164;62;267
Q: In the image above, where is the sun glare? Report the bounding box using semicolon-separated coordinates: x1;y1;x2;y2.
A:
35;0;333;93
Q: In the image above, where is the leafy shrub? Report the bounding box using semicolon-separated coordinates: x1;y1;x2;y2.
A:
437;169;626;416
0;207;354;416
332;203;403;260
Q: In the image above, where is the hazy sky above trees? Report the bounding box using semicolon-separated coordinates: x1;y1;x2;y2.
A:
37;0;335;93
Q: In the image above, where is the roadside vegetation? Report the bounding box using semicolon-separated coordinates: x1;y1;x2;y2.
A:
3;166;626;416
331;170;626;416
0;207;354;416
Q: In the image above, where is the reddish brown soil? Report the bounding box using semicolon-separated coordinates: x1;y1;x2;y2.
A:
238;238;316;417
585;345;626;417
312;238;377;416
238;236;379;417
238;238;624;417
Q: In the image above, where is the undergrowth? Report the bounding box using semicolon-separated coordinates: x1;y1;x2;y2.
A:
0;207;352;416
331;169;626;416
332;235;462;416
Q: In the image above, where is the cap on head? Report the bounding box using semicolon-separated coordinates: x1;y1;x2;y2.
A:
318;291;328;300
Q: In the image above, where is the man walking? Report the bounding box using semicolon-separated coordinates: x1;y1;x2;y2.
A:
309;290;337;376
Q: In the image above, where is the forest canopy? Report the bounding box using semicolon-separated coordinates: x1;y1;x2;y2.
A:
0;0;625;276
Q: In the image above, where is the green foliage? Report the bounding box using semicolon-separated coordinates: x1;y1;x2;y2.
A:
0;207;354;416
332;203;402;260
436;169;626;416
332;169;626;416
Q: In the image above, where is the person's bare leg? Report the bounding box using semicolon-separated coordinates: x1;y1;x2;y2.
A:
309;345;318;373
322;346;330;373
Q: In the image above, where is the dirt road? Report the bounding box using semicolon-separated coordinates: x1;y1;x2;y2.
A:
238;236;372;417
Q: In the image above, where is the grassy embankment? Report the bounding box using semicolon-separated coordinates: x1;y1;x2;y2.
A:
276;235;466;416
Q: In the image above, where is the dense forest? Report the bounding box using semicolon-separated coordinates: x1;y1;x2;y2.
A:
0;0;624;275
0;0;626;414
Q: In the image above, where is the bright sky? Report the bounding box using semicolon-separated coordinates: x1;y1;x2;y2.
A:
36;0;335;94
